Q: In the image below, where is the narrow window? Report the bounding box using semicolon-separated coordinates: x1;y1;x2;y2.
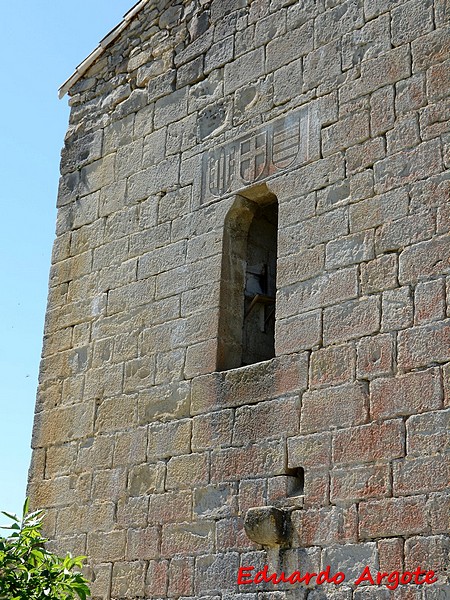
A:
217;187;278;371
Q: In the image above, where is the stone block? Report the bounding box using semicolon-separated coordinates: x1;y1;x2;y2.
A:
154;87;188;128
111;561;146;598
269;154;345;201
427;492;450;534
359;496;427;539
128;462;166;497
331;464;390;502
323;296;380;345
87;530;126;562
191;410;233;452
138;382;191;425
375;211;435;254
360;254;398;295
349;189;409;232
161;521;215;557
342;14;390;71
437;204;450;234
145;560;169;597
399;237;450;285
276;245;324;288
275;311;322;354
113;427;147;467
128;156;180;202
406;409;450;456
325;231;374;269
147;419;191;460
316;181;350;214
95;396;137;433
391;0;434;46
149;490;193;525
389;111;420;154
191;353;308;414
185;338;218;378
374;139;442;194
233;396;300;444
195;552;240;594
266;22;313;73
279;207;349;256
397;321;450;370
194;483;237;520
273;57;303;106
32;402;95;447
239;478;266;515
333;419;405;465
116;496;149;528
287;432;331;469
300;382;368;434
224;48;265;94
91;467;127;503
205;36;234;73
341;46;410;104
77;435;114;471
254;8;286;45
411;26;450;72
310;344;356;389
323;542;378;582
377;538;404;573
346;137;385;174
404;536;450;576
419;97;450;141
277;267;358;319
395;74;426;116
210;441;286;482
314;0;364;46
381;287;414;332
45;443;77;478
371;368;442;419
322;112;370;156
393;455;450;496
357;333;394;380
303;469;330;509
79;154;115;198
415;279;446;325
137;240;187;279
166;452;209;490
177;55;204;88
168;557;195;597
294;506;358;547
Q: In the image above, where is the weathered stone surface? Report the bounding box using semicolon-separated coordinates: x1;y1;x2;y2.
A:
244;506;290;547
30;0;450;595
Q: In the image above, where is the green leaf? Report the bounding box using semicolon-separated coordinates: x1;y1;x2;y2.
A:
22;499;29;519
0;512;19;522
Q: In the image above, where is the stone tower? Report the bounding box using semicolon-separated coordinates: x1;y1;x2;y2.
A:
29;0;449;598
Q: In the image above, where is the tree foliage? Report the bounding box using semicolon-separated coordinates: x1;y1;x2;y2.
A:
0;499;91;600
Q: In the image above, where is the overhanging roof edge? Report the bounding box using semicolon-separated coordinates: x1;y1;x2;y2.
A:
58;0;150;99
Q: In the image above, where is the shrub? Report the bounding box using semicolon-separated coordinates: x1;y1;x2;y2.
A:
0;499;91;600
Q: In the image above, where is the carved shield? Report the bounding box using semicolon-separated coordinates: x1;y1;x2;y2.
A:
208;146;235;197
272;116;300;170
240;132;268;183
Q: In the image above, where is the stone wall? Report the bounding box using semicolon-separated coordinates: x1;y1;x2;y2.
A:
29;0;449;598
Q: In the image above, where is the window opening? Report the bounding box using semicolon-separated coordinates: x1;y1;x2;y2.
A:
217;187;278;371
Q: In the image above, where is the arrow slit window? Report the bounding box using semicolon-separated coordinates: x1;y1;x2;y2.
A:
218;191;278;371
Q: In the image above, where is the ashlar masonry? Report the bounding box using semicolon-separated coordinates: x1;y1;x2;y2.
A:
30;0;450;598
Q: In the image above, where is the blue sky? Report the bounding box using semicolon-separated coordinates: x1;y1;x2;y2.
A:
0;0;134;518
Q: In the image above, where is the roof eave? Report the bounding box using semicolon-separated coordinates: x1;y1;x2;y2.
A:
58;0;150;99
